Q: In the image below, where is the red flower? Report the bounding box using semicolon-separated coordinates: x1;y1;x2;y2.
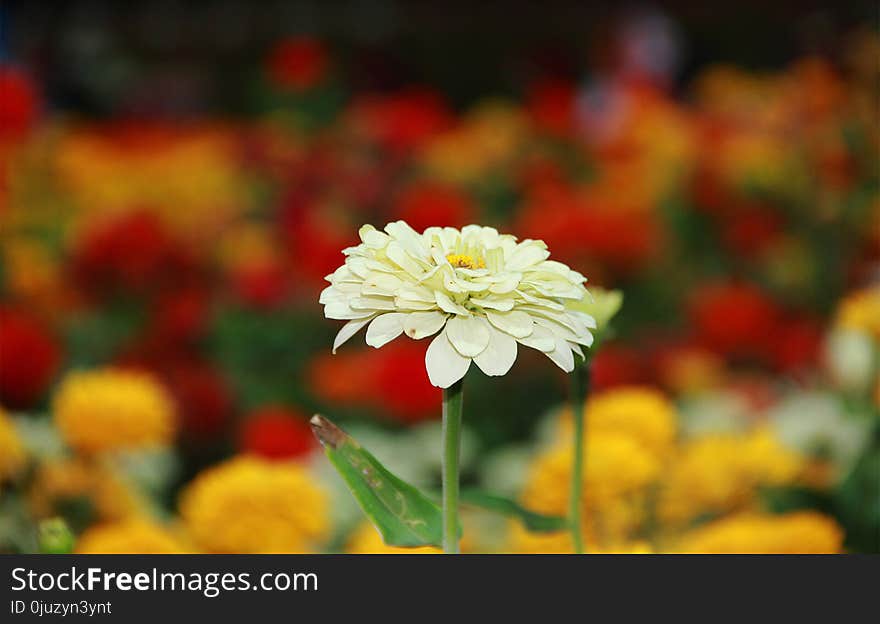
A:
391;182;475;232
279;193;359;288
239;405;315;460
230;261;290;310
266;37;329;91
347;89;453;153
0;66;38;140
71;210;194;298
527;80;576;136
516;185;661;273
719;205;784;257
770;316;823;375
0;308;61;409
688;282;781;360
162;361;234;439
309;341;440;423
588;343;648;391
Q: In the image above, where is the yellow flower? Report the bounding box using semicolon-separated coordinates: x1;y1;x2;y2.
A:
28;458;146;521
345;522;441;554
506;522;653;554
0;407;27;483
179;456;329;553
53;369;176;454
658;428;803;524
674;512;843;554
521;432;661;547
836;286;880;340
76;519;191;554
572;386;678;460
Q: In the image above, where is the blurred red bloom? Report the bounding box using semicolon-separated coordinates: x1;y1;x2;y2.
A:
239;405;315;460
0;66;38;140
391;182;475;232
348;89;453;153
527;80;577;136
589;343;649;391
688;282;781;360
310;341;439;423
71;210;194;298
148;287;211;346
517;186;661;272
770;316;823;374
720;206;785;257
162;361;234;439
0;307;61;409
279;193;359;287
266;37;329;91
230;261;290;310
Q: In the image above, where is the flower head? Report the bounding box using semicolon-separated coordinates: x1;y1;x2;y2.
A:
0;407;26;483
76;519;191;554
674;511;843;554
321;221;594;388
179;456;329;553
53;368;176;454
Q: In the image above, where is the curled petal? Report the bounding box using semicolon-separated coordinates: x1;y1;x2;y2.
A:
425;329;472;388
474;321;518;376
365;313;406;348
446;314;490;357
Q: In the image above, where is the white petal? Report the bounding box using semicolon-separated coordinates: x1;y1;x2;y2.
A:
486;310;534;339
365;313;405;348
425;329;472;388
435;291;469;315
403;311;448;339
517;324;556;352
469;296;515;312
332;317;374;354
505;241;550;271
475;321;518;376
446;315;490;357
324;301;376;320
545;336;575;372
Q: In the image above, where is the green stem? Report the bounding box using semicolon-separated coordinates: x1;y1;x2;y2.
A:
441;380;464;554
568;363;590;554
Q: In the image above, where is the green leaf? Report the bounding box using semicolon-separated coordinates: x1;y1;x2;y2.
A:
459;489;568;532
310;415;447;548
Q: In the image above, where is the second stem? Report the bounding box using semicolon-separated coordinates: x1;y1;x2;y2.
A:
441;380;464;554
568;363;590;554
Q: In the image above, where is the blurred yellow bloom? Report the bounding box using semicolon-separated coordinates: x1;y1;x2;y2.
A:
674;511;843;554
0;407;27;483
419;101;529;184
522;432;661;547
580;386;677;459
29;458;146;522
76;519;191;554
346;522;441;554
506;522;653;554
179;456;329;553
658;428;803;524
55;127;249;242
53;369;176;454
836;286;880;340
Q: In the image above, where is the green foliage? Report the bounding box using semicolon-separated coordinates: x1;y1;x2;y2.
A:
311;415;448;547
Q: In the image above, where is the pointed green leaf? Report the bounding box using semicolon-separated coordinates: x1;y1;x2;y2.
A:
310;415;446;547
459;489;568;532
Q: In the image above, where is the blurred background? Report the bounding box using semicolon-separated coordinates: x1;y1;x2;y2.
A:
0;1;877;554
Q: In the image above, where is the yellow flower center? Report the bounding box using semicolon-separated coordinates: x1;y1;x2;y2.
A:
446;253;485;269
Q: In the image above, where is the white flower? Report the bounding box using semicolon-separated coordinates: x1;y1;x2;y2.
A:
320;221;595;388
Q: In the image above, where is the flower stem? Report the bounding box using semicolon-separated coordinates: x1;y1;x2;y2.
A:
568;363;590;554
441;380;464;554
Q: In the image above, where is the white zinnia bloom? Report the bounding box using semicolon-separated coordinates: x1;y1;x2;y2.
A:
320;221;595;388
